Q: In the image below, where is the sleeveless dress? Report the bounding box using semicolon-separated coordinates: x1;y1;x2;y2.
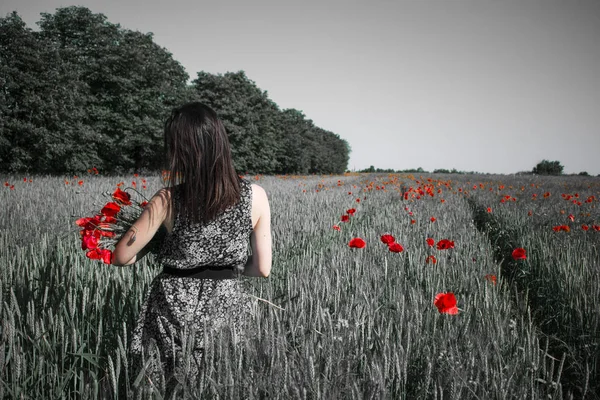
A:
128;178;253;394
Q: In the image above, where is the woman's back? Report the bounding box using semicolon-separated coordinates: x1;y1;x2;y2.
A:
157;178;253;272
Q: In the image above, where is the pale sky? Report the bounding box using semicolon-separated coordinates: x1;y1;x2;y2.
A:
2;0;600;175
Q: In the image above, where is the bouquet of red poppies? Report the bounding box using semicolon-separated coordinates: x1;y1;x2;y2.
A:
75;187;163;264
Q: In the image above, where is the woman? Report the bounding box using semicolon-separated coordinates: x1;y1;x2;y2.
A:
111;102;272;395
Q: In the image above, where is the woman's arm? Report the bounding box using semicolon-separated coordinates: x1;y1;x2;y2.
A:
244;185;272;277
112;188;170;266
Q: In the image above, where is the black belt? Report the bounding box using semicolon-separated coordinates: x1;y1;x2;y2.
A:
162;265;239;279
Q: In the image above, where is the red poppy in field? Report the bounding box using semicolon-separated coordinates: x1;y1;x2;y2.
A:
78;180;84;186
500;198;505;204
356;198;360;203
511;248;526;260
528;211;533;216
434;293;458;315
341;215;350;223
134;173;139;178
485;274;497;285
101;202;121;218
430;217;436;223
100;230;116;238
139;201;148;208
426;238;435;247
410;219;416;225
582;225;589;231
487;207;492;213
568;214;575;222
112;188;132;205
543;192;551;198
333;225;341;231
593;225;600;232
380;234;395;244
3;182;8;187
552;225;570;232
346;208;356;216
440;199;445;203
426;255;437;264
436;239;455;250
388;242;404;253
348;238;366;248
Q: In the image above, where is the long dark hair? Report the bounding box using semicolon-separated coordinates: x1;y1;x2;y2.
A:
163;102;241;224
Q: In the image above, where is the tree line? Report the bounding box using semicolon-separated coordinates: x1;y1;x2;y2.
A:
0;7;350;174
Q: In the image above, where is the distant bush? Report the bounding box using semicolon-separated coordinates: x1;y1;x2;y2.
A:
532;160;564;175
578;171;589;176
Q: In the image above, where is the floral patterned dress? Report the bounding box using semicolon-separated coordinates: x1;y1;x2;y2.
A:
128;178;253;393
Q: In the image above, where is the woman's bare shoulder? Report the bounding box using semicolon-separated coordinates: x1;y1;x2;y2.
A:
250;183;267;198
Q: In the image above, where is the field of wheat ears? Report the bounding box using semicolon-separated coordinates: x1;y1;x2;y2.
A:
0;172;599;399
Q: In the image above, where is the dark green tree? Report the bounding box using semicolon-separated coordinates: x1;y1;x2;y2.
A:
0;12;95;172
532;160;564;175
190;71;282;174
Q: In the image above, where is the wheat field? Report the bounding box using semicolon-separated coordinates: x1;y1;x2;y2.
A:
0;172;598;399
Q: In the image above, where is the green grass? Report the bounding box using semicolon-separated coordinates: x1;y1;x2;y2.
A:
1;172;598;399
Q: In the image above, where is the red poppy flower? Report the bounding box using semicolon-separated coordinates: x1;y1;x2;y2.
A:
426;255;437;264
568;214;575;222
139;201;148;208
487;207;492;213
426;238;435;247
593;225;600;231
543;192;551;198
436;239;455;250
380;234;395;244
103;216;117;224
388;242;404;253
346;208;356;216
410;219;416;225
528;211;533;216
76;216;102;231
341;215;350;223
101;202;121;218
100;230;116;238
485;274;497;285
348;238;366;248
112;188;132;205
333;225;341;231
356;198;360;203
511;248;526;260
81;234;98;250
430;217;436;223
434;293;458;315
582;225;589;231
